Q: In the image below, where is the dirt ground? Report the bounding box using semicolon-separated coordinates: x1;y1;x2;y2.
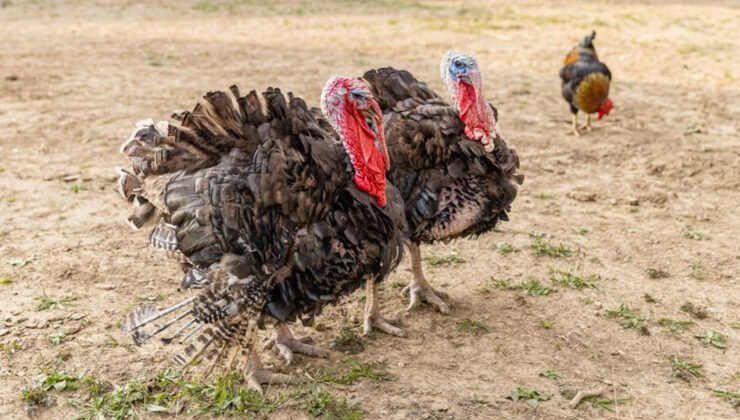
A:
1;0;739;418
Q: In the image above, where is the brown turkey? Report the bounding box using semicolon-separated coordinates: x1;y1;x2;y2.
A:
362;51;522;314
118;77;407;393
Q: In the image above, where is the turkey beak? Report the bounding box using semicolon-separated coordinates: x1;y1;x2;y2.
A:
458;75;472;84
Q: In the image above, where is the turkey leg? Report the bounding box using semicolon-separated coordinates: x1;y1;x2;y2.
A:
401;243;451;314
363;276;406;337
241;321;297;395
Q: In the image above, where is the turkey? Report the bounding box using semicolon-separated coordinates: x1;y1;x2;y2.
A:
118;77;407;393
361;51;522;314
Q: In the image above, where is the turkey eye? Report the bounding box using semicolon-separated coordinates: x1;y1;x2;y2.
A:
453;60;463;68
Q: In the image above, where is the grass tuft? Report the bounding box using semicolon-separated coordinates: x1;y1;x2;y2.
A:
658;318;693;333
695;330;728;349
531;238;572;257
34;291;78;311
668;356;703;382
331;325;365;354
683;230;709;240
646;268;669;279
680;302;708;319
494;242;518;255
424;253;466;267
507;387;549;408
521;279;553;296
456;318;489;336
605;304;647;330
549;268;598;289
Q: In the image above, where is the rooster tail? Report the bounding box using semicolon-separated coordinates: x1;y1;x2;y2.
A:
580;30;596;49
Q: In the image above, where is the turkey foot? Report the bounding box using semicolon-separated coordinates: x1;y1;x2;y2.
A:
243;345;297;396
401;243;451;314
263;323;330;365
363;277;406;337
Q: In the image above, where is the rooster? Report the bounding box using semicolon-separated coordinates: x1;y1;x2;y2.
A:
362;52;522;314
560;30;613;136
118;77;407;392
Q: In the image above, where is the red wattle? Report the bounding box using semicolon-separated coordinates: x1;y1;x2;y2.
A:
456;80;491;142
342;104;388;208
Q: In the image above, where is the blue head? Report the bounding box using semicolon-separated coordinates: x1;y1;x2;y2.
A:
441;51;479;88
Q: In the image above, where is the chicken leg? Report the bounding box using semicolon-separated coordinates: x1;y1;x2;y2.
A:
363;276;406;337
580;114;592;132
571;114;581;137
263;323;331;365
401;243;451;314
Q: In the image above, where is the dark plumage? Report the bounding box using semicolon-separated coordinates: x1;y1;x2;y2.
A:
118;79;407;391
560;30;613;136
362;63;522;313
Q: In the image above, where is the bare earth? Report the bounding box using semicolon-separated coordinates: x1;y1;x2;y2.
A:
1;1;739;418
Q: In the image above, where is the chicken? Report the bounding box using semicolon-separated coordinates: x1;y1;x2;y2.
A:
560;30;613;136
362;52;522;314
118;77;407;393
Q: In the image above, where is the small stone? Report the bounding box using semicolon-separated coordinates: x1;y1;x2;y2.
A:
398;361;405;368
62;325;81;336
96;283;116;290
593;301;603;309
68;313;86;321
431;401;449;412
0;328;9;337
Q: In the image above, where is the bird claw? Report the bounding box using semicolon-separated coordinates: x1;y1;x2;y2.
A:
246;368;297;396
264;327;330;365
402;283;451;315
363;314;406;337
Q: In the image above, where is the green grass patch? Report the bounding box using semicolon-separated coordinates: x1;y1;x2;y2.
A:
531;238;572;257
690;261;704;280
34;291;78;311
0;276;12;284
494;242;518;255
457;318;489;336
507;387;549;408
683;231;709;240
658;318;693;333
309;358;392;385
70;184;87;193
521;279;553;296
582;395;632;411
605;304;647;330
549;268;598;289
540;320;555;329
712;389;740;408
695;330;728;349
668;356;703;382
424;253;466;267
331;325;365;355
646;268;669;279
680;302;708;319
48;331;66;346
540;370;558;380
474;278;518;294
7;255;39;267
